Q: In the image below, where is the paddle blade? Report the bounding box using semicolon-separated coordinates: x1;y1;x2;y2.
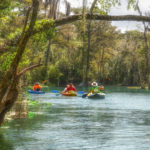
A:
82;93;88;98
56;93;61;96
52;90;59;93
78;91;84;94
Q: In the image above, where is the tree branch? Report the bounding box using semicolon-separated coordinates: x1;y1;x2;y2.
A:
2;13;149;56
136;1;147;28
2;13;150;55
33;14;150;34
90;0;98;14
21;6;32;37
17;63;43;77
0;0;39;101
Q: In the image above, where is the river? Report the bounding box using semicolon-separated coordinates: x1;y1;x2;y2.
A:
1;88;150;150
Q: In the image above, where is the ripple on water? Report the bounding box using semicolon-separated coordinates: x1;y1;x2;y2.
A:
1;92;150;150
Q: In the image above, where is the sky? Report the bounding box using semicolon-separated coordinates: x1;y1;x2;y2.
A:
61;0;150;32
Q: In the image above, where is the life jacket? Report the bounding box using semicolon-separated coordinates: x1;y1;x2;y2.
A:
90;86;101;93
34;85;42;91
67;86;77;91
99;86;104;90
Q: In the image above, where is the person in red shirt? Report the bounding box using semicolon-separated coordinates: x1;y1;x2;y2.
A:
34;82;42;91
66;83;77;92
63;84;70;92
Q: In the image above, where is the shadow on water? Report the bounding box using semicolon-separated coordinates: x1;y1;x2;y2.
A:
0;134;14;150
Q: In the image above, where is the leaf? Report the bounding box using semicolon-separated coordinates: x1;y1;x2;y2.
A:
28;112;35;119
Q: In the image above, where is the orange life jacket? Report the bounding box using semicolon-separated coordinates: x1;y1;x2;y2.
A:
34;85;42;91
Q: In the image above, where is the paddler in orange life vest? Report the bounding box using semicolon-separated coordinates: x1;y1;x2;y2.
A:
99;85;104;91
34;82;42;91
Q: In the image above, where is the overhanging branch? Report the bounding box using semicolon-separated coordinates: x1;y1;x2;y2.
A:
17;63;43;77
55;14;150;25
33;14;150;34
1;14;150;56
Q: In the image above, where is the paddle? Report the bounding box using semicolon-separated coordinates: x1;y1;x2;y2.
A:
52;90;84;95
52;90;60;93
42;80;48;85
82;93;88;98
77;91;84;94
52;90;61;96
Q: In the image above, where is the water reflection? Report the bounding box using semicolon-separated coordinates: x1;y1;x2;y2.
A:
0;134;14;150
1;91;150;149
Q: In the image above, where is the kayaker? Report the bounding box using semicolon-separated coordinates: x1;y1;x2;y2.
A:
63;84;70;92
89;82;101;94
99;85;104;91
34;82;42;91
66;83;77;92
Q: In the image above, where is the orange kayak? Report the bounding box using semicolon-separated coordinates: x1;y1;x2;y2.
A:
62;91;77;96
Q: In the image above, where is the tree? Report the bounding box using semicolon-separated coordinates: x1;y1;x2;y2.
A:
85;0;98;86
136;1;150;89
0;0;40;124
1;0;150;125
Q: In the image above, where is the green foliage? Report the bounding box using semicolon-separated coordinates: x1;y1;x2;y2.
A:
18;48;31;69
0;0;21;17
0;0;11;16
34;19;57;40
97;0;121;14
0;0;148;88
8;28;22;40
48;65;63;85
28;112;35;119
96;0;137;14
35;19;55;31
127;0;137;10
0;52;16;72
0;0;10;10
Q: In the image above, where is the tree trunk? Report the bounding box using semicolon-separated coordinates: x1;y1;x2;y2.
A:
85;0;97;86
85;21;91;86
136;3;150;89
45;40;51;67
137;61;145;89
0;76;19;124
101;47;105;83
81;42;85;83
0;0;39;125
44;40;51;79
98;51;101;82
142;27;150;89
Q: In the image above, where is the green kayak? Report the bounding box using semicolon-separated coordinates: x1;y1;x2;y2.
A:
88;93;105;99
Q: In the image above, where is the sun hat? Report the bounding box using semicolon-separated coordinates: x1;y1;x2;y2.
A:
91;81;98;86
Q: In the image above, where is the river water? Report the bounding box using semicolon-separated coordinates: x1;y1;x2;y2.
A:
1;88;150;150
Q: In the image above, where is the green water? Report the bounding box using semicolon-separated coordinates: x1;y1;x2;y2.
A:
1;87;150;150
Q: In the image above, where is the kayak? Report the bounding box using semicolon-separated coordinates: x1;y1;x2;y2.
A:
88;93;105;99
62;91;77;96
28;90;45;94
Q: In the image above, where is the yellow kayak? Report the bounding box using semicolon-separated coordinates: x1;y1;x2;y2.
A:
62;91;77;96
